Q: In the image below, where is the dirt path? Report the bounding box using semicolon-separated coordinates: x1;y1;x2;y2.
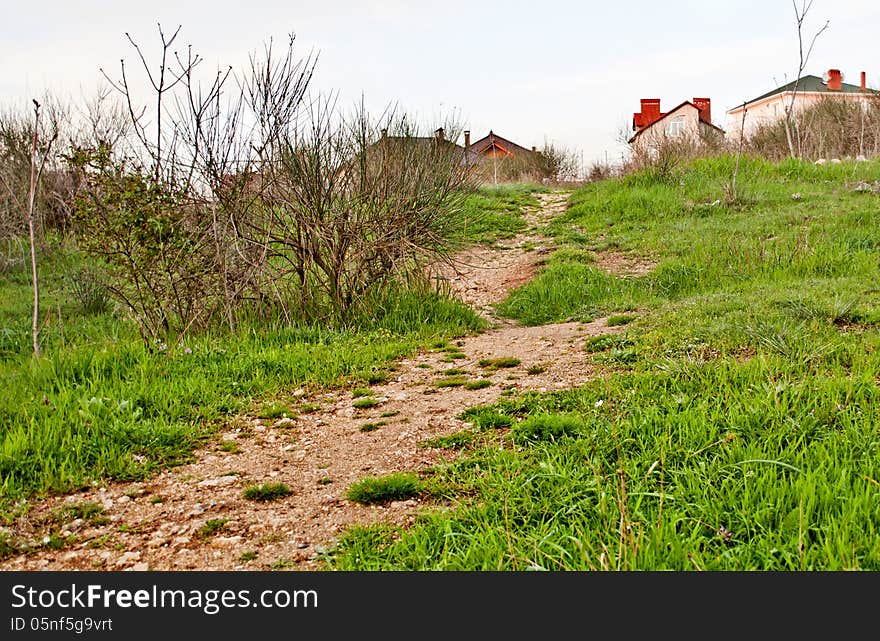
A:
1;191;623;571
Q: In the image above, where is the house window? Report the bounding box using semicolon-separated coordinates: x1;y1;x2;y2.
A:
665;115;686;137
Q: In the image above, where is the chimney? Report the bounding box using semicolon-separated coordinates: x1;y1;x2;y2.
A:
827;69;842;91
464;130;471;150
693;97;711;124
531;146;537;153
434;127;445;141
634;98;662;130
381;128;388;139
861;71;867;92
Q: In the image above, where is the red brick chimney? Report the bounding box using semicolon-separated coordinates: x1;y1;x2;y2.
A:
634;98;663;130
464;130;471;150
861;71;867;92
827;69;842;91
692;97;711;124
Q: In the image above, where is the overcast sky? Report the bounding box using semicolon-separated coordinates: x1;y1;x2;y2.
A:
2;0;879;167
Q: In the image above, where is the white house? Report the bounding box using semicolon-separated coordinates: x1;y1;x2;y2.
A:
726;69;876;139
629;97;724;156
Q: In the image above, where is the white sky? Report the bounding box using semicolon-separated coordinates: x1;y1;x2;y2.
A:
2;0;879;167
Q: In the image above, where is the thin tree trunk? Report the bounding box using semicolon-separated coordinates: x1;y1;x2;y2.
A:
27;100;41;358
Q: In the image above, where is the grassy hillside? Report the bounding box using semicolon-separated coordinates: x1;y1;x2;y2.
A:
328;156;880;570
0;184;547;512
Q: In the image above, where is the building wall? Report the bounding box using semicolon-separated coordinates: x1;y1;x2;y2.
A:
631;103;704;155
726;92;872;139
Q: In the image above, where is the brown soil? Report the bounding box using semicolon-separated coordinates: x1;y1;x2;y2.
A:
0;191;622;572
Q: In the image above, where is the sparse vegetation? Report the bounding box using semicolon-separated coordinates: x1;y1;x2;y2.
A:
511;413;585;443
526;364;547;375
243;483;292;502
258;402;295;419
197;518;229;540
219;441;241;454
478;357;521;370
421;432;475;449
434;376;468;388
346;473;423;505
459;407;514;430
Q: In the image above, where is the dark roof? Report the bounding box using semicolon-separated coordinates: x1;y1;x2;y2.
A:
469;131;533;156
370;134;479;166
628;101;724;143
735;74;876;109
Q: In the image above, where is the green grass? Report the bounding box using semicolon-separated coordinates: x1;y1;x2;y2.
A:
459;406;514;430
0;247;485;512
478;357;521;370
197;518;228;539
242;482;293;502
439;368;469;376
421;432;476;449
434;376;468;388
351;388;373;398
456;184;546;245
257;402;296;419
321;158;880;571
56;501;105;523
464;379;493;390
526;365;547;375
346;472;423;505
510;412;586;443
360;421;386;432
353;397;381;409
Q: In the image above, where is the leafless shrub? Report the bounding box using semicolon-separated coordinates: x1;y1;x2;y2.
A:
68;23;475;337
623;136;706;178
783;0;829;158
586;161;614;182
258;100;477;322
534;140;581;183
748;95;880;160
469;139;579;185
0;101;72;261
69;26;316;342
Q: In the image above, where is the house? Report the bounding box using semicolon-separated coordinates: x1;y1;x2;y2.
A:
376;127;478;166
629;97;724;155
726;69;876;139
467;130;536;159
372;127;541;181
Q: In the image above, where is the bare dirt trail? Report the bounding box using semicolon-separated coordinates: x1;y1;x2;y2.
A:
1;191;623;571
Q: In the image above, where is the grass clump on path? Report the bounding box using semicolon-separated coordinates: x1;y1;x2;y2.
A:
346;473;423;505
243;483;292;502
